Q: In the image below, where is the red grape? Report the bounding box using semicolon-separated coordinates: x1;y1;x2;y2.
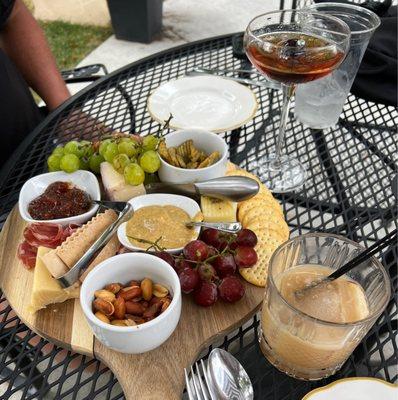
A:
236;229;258;247
197;262;217;282
193;281;218;307
234;246;258;268
155;251;175;269
175;258;193;274
207;245;218;258
183;240;209;262
218;276;245;303
179;267;200;293
200;228;221;247
213;254;236;278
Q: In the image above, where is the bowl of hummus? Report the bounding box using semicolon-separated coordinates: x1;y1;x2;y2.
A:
117;193;201;253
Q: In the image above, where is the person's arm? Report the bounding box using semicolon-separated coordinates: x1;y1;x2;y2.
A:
0;0;70;110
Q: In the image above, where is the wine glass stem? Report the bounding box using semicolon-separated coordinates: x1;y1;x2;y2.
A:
273;84;296;169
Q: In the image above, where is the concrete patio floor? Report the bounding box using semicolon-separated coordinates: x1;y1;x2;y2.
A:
75;0;291;78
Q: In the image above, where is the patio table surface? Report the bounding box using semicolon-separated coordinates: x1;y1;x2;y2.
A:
0;33;396;399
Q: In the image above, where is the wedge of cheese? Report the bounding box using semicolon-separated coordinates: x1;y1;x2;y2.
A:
201;196;237;222
100;161;145;201
29;247;79;314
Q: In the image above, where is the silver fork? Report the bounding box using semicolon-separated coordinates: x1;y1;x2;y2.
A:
184;360;214;400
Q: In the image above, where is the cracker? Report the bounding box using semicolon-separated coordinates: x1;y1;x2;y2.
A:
246;219;289;241
238;196;283;221
79;234;120;282
226;169;273;196
55;209;117;269
241;206;285;229
239;234;283;287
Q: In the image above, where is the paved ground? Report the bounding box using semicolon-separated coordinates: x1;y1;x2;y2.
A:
71;0;287;91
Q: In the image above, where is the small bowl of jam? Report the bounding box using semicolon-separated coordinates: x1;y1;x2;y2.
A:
19;170;101;225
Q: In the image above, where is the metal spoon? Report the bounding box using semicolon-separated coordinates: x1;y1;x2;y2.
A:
186;221;242;233
207;348;253;400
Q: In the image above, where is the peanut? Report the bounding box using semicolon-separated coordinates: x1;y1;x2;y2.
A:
105;283;122;294
93;298;114;316
125;319;137;326
95;311;110;324
113;297;126;320
94;289;115;302
143;302;162;319
111;320;127;326
128;280;140;288
153;284;168;298
126;314;146;324
141;278;153;301
119;286;142;301
160;297;171;313
125;301;145;316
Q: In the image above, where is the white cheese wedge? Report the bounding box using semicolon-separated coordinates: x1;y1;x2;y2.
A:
29;247;79;314
100;161;145;201
201;196;237;222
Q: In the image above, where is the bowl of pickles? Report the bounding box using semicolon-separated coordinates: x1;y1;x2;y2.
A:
157;129;228;184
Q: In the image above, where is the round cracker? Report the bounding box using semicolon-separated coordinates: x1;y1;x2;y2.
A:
238;195;283;221
247;219;289;241
241;206;285;229
239;235;283;287
256;228;286;246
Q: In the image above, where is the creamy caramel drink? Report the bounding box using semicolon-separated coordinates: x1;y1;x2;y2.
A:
260;234;390;380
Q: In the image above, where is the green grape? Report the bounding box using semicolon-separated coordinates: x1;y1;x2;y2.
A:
113;153;130;174
60;154;80;173
99;139;112;157
144;172;159;185
139;150;161;173
89;153;105;173
80;140;94;158
117;140;138;157
47;154;62;172
64;140;84;158
142;135;159;151
103;142;119;163
79;157;90;170
52;146;64;157
124;163;145;186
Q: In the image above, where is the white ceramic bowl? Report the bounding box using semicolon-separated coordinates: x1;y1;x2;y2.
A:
158;129;228;184
80;252;182;354
117;193;201;254
19;170;100;226
302;377;397;400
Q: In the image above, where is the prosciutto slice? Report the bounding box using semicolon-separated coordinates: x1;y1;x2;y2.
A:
18;223;79;269
17;241;38;269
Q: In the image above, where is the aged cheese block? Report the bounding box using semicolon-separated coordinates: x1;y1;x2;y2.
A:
29;247;79;314
100;161;145;201
201;196;237;222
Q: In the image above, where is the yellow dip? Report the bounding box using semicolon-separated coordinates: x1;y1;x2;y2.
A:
126;205;196;249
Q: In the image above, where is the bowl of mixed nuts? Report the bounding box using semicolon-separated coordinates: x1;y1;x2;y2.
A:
80;253;181;354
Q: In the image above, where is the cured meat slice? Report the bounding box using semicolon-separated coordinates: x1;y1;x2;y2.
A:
18;241;38;269
19;223;80;268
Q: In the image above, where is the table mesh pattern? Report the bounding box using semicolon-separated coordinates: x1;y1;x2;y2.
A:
0;35;397;399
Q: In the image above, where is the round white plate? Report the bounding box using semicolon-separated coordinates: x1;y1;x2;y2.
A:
147;76;258;133
303;377;397;400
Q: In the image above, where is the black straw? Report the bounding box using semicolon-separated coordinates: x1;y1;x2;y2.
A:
327;229;397;281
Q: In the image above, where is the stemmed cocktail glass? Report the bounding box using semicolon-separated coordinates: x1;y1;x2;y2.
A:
244;10;350;192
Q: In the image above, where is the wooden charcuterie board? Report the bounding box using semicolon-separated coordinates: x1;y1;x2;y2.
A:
0;206;265;399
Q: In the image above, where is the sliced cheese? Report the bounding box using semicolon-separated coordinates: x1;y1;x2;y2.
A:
201;196;237;222
29;247;79;314
100;161;145;201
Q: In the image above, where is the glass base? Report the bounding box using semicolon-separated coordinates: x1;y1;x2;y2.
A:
251;154;306;193
259;331;343;381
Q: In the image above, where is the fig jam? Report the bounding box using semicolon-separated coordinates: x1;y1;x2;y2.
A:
28;181;91;220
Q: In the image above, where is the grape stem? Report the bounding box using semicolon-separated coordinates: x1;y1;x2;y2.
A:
127;235;165;252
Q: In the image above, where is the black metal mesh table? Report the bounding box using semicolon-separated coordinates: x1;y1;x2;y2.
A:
0;34;396;400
